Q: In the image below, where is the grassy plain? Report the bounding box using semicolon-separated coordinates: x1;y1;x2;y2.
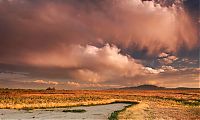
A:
0;89;199;119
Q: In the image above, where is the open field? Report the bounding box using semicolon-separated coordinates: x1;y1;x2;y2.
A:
0;89;199;119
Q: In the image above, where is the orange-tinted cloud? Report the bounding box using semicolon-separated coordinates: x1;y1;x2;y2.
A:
0;0;199;89
0;0;198;65
158;52;179;65
33;80;58;85
26;44;143;83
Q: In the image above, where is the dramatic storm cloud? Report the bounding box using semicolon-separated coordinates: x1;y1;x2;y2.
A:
26;44;144;83
0;0;199;89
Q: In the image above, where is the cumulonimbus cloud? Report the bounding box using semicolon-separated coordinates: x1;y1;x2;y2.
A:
0;0;198;65
25;44;144;83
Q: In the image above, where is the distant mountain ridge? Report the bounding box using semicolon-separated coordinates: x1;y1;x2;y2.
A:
114;84;199;90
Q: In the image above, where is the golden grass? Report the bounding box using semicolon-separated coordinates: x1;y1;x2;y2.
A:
0;89;199;119
0;89;199;109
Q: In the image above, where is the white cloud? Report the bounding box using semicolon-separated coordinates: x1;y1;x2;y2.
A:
33;80;58;85
66;81;80;87
158;53;178;65
26;44;143;83
143;67;164;74
143;65;179;74
161;66;178;72
158;52;169;58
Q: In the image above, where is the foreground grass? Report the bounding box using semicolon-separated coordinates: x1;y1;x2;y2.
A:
108;102;138;120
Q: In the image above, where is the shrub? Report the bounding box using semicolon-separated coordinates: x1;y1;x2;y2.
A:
62;109;86;113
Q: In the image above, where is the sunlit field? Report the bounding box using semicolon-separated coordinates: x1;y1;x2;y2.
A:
0;89;199;119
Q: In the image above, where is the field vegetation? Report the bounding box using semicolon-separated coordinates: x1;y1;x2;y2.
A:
62;109;86;113
0;88;199;119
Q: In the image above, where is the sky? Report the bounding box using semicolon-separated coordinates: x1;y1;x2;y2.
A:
0;0;199;89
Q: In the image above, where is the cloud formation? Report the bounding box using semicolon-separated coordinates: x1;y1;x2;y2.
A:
26;44;143;83
0;0;198;65
0;0;199;89
33;80;58;85
158;52;178;65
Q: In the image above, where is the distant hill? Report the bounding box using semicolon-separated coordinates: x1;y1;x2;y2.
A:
174;87;200;90
117;84;166;90
115;84;199;90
